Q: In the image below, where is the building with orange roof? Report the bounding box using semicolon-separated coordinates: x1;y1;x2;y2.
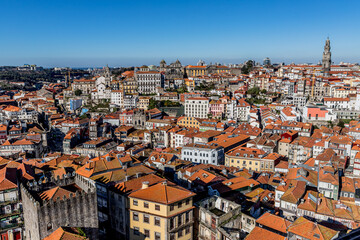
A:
231;123;261;139
208;133;250;152
0;137;43;158
275;160;289;173
208;176;260;197
287;216;339;240
339;176;359;201
107;174;172;239
145;151;178;170
274;179;306;216
225;146;283;172
0;167;22;230
187;169;226;192
318;166;339;200
256;212;290;236
128;181;195;240
42;226;88;240
280;106;300;122
245;226;285;240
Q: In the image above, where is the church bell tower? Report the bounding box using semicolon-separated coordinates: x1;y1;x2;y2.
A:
322;38;331;74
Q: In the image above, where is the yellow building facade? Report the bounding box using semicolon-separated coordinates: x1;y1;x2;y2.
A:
177;116;201;129
225;147;279;172
185;66;207;77
129;182;195;240
138;96;151;110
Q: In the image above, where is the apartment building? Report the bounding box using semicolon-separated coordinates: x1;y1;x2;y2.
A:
225;147;282;172
135;71;164;94
128;181;195;240
185;97;209;119
110;90;123;107
181;143;224;165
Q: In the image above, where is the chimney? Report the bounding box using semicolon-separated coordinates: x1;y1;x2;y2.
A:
142;181;149;189
162;181;167;186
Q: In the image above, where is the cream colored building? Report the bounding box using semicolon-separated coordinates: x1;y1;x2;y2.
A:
129;181;195;240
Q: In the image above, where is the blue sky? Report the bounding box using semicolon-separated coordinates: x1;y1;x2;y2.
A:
1;0;360;67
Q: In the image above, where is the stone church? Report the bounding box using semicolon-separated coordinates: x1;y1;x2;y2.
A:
159;59;185;80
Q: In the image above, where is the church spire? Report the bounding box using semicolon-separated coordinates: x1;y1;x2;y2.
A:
322;38;331;75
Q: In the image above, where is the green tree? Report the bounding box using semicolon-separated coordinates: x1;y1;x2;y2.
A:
148;98;157;109
247;87;260;96
79;114;88;120
75;89;82;96
337;120;345;128
241;60;254;74
328;120;334;128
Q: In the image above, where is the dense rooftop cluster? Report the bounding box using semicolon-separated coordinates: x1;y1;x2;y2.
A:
3;45;360;239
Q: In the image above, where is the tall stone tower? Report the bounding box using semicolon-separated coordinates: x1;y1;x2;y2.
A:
322;38;331;74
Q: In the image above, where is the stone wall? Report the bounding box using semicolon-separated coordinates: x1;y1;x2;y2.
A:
21;174;99;240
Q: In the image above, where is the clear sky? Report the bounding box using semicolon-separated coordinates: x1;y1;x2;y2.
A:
1;0;360;67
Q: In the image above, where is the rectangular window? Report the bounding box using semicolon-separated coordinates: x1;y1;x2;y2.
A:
178;214;182;226
155;232;161;240
155;217;161;226
185;226;190;234
155;204;160;211
144;229;150;238
144;214;149;223
144;202;149;208
133;212;139;221
134;227;139;235
178;201;182;208
133;200;138;206
170;218;175;229
170;205;174;211
186;199;190;205
178;229;183;238
185;212;190;222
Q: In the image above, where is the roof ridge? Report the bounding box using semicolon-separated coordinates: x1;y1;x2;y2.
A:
164;183;169;203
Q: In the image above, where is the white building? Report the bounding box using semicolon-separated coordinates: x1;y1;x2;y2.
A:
293;95;307;109
185;97;209;119
323;97;349;110
123;94;138;110
181;143;224;165
110;90;123;107
280;107;300;122
135;71;164;94
236;98;251;122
